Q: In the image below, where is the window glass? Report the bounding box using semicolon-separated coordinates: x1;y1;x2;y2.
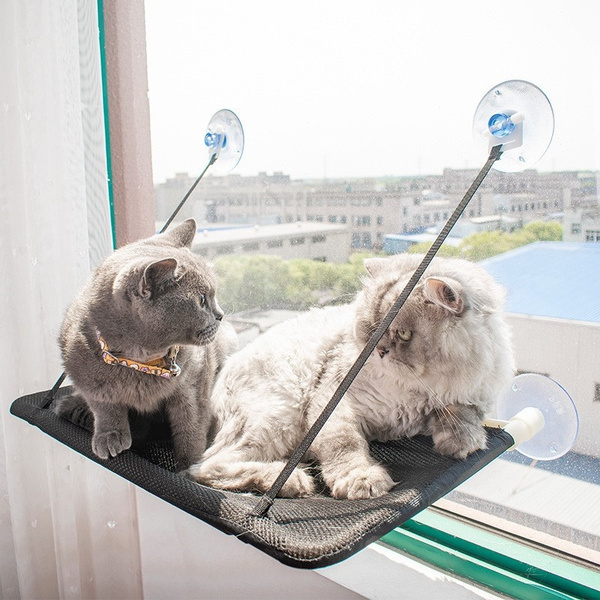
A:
145;0;600;565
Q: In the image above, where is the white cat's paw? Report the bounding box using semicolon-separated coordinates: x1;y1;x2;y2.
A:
433;426;487;460
92;429;132;459
280;468;316;498
331;464;394;499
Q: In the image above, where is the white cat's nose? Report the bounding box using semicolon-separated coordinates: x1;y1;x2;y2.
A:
377;346;389;359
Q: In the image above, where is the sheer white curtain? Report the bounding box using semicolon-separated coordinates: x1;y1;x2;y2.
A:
0;1;139;598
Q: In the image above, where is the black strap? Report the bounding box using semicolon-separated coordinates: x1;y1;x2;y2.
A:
159;153;217;233
41;371;67;409
252;144;504;516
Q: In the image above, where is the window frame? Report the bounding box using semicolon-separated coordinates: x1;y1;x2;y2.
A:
380;509;600;600
97;0;116;249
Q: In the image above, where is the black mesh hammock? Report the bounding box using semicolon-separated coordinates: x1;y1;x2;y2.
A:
10;145;515;569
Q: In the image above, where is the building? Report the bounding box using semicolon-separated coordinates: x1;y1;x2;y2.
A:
155;171;296;225
190;221;351;262
481;242;600;457
383;232;462;254
562;199;600;242
155;168;597;254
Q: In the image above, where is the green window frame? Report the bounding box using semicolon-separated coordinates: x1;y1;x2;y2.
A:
381;509;600;599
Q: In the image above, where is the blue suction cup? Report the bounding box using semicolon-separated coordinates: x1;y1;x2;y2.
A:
472;80;554;173
204;109;244;174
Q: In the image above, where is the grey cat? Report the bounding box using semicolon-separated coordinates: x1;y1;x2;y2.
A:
55;219;237;468
187;253;514;499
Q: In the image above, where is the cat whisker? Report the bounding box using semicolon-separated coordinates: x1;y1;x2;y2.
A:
438;407;468;438
401;363;469;438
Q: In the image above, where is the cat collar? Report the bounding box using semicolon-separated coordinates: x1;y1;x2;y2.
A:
96;328;181;379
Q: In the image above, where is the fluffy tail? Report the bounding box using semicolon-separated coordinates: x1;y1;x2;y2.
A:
53;392;95;432
186;455;316;498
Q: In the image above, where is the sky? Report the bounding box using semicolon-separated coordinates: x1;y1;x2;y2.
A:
144;1;600;183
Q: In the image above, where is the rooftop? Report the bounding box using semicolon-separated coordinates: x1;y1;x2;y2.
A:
384;232;462;247
169;221;348;246
481;242;600;323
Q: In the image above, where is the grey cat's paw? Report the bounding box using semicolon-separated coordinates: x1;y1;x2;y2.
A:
330;464;394;499
433;425;488;460
92;429;132;459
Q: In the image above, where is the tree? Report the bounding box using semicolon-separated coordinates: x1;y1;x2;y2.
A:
406;242;460;258
214;222;563;313
214;255;290;313
408;221;562;261
214;252;380;313
522;220;562;241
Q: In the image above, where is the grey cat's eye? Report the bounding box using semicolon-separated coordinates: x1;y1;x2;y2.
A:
397;328;412;341
199;293;206;305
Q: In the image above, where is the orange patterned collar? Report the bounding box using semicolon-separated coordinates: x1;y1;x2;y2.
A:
96;328;181;379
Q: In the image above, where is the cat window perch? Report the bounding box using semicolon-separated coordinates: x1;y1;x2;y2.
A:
10;82;579;569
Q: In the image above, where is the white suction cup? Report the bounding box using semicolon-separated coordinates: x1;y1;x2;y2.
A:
204;109;244;175
472;80;554;173
493;374;579;460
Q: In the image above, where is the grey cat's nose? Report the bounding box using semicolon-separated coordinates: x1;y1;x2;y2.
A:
215;311;224;321
377;346;389;358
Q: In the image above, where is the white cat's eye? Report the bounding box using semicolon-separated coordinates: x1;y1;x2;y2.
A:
397;328;412;341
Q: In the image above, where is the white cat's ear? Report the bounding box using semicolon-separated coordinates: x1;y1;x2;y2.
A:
162;219;197;248
364;257;389;277
140;258;178;298
423;277;465;315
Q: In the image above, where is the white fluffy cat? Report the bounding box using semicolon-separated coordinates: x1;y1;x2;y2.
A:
187;253;514;499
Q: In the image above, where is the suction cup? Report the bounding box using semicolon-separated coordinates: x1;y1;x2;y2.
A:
472;80;554;173
496;374;579;460
204;109;244;175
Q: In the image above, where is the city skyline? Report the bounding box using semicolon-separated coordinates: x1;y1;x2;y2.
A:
145;1;600;184
154;166;596;253
153;165;600;186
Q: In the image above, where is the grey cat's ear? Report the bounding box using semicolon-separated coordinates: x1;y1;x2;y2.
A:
364;257;389;277
162;219;197;248
423;277;465;315
139;258;178;298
